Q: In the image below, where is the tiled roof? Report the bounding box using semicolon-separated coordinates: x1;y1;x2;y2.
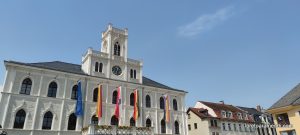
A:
187;107;214;119
5;60;186;93
199;101;253;122
269;83;300;110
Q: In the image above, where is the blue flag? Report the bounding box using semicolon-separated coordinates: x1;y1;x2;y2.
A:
75;81;83;116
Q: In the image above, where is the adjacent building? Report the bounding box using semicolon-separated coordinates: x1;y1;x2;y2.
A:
0;24;188;135
268;83;300;135
237;106;276;135
187;101;257;135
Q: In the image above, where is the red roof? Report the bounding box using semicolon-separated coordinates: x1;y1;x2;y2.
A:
199;101;254;123
187;107;214;119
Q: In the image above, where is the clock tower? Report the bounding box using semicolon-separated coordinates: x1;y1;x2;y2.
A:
82;24;143;83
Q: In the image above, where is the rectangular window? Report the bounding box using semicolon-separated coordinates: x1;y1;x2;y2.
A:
222;123;226;131
239;124;242;131
194;123;198;129
216;132;219;135
188;124;191;131
214;120;218;127
276;113;290;125
228;123;232;131
212;132;215;135
188;113;191;119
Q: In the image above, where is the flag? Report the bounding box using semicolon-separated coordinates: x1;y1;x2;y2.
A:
133;89;140;121
114;86;122;125
164;94;170;122
75;81;83;116
96;84;102;120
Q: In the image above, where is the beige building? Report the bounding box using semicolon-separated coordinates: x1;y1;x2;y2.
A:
268;83;300;135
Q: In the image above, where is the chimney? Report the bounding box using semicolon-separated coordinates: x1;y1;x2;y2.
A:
219;100;224;104
256;105;262;112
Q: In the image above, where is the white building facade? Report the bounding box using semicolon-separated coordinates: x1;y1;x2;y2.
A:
0;24;188;135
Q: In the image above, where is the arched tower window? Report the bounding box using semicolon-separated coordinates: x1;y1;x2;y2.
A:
112;91;118;104
175;121;180;134
20;78;32;95
130;117;135;127
95;62;99;72
47;82;57;97
130;69;133;78
111;115;118;126
93;88;98;102
130;93;134;106
114;42;121;56
91;115;98;125
68;113;77;130
42;111;53;130
160;97;165;109
146;118;152;127
99;63;103;73
146;95;151;108
71;85;78;100
134;70;137;79
13;109;26;129
173;99;178;111
161;119;166;133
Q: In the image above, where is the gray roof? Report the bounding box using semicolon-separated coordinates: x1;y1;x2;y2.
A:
5;60;186;93
237;106;263;115
269;83;300;110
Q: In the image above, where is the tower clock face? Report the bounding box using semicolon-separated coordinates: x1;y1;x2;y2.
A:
112;66;122;76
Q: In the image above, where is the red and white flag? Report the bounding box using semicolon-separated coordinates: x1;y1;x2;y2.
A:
114;86;122;125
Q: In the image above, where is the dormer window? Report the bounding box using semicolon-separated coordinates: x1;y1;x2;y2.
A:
114;42;121;56
221;111;226;118
227;112;232;118
244;113;248;120
238;113;243;120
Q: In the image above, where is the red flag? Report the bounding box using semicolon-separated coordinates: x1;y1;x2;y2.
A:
114;86;122;119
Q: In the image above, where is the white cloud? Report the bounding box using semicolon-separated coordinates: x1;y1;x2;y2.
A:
178;6;235;37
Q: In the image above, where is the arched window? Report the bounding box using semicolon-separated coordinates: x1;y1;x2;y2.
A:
130;93;134;106
91;115;98;125
175;121;180;134
13;109;26;129
68;113;77;130
42;111;53;130
161;119;166;133
95;62;99;72
130;69;133;78
130;117;135;127
114;42;121;56
160;97;165;109
112;91;118;104
93;88;98;102
146;118;151;127
99;63;103;73
71;85;78;100
111;115;118;126
134;70;137;79
146;95;151;108
20;78;32;95
47;82;57;97
173;99;178;111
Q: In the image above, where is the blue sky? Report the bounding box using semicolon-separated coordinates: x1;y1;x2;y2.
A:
0;0;300;109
